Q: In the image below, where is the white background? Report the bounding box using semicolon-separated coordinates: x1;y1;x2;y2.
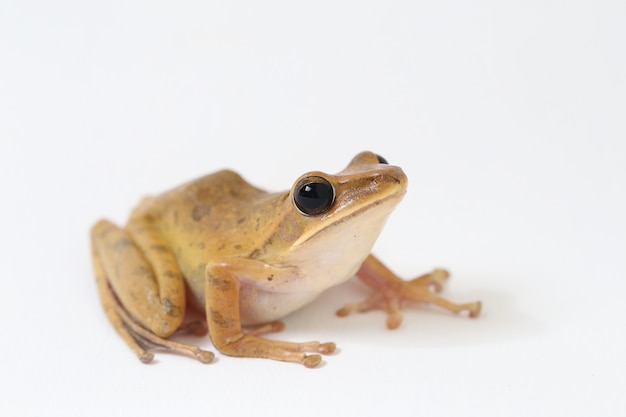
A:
1;1;625;416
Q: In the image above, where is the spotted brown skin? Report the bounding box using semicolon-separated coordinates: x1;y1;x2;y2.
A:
91;151;481;367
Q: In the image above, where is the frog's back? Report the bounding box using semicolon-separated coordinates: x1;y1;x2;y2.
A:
132;169;266;219
130;168;283;257
174;169;268;206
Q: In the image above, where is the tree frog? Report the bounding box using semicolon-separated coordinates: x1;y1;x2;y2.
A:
91;151;481;367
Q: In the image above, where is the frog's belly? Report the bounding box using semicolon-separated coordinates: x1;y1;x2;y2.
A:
182;270;324;326
238;285;321;326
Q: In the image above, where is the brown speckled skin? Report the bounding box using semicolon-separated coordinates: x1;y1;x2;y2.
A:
129;170;289;312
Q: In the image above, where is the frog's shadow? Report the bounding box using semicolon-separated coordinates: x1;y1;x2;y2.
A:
171;277;542;354
277;278;544;349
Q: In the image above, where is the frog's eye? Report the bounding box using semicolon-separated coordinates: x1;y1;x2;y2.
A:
376;154;388;164
293;176;335;216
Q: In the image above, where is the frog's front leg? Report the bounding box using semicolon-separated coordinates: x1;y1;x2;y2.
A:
337;254;481;329
205;260;336;368
91;219;213;363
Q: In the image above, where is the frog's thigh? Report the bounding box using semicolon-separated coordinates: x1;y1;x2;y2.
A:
204;261;335;368
91;219;185;337
91;233;154;363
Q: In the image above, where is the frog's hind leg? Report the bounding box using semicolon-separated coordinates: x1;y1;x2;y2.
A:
91;241;154;363
90;219;213;364
110;290;213;363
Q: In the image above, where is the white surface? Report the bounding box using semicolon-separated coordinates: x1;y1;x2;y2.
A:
1;1;625;416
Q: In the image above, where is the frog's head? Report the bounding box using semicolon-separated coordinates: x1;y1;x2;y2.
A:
274;151;407;286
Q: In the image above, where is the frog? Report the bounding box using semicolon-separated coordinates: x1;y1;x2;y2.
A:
90;151;481;368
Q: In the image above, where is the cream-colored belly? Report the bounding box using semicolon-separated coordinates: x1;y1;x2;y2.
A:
237;285;323;326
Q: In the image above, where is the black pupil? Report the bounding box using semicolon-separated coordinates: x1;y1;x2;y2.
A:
295;180;333;215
